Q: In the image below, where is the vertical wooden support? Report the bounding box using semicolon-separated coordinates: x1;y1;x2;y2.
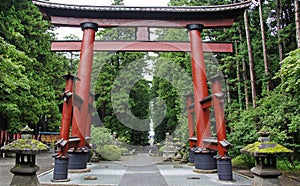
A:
186;94;195;148
187;24;211;148
85;93;93;139
72;22;98;147
58;74;75;156
211;74;227;156
136;27;149;40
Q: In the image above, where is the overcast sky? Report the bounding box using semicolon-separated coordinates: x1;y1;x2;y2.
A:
49;0;170;39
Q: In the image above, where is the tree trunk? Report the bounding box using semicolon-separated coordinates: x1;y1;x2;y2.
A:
235;40;242;111
244;10;257;108
258;0;271;91
277;0;284;61
295;0;300;48
225;77;231;105
238;24;249;110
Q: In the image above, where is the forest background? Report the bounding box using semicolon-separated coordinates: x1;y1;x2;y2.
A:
0;0;299;167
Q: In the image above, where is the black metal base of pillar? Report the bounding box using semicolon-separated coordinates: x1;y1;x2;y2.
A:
68;151;89;170
194;149;217;172
52;158;69;181
216;157;233;181
188;148;195;164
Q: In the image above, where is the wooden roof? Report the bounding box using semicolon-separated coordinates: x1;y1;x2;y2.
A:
33;0;251;28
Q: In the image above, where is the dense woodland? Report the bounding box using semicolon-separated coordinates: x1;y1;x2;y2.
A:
0;0;299;162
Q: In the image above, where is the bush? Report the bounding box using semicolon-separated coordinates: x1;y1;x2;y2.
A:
119;147;129;155
231;155;255;169
96;145;122;161
91;126;113;147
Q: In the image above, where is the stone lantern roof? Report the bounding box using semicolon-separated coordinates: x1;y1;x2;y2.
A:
240;128;293;157
1;139;49;154
240;141;293;157
21;125;34;133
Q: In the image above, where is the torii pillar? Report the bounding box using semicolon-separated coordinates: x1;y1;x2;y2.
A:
187;24;217;172
68;22;98;170
186;94;197;166
52;74;75;182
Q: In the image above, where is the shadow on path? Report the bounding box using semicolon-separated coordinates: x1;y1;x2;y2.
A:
119;153;167;186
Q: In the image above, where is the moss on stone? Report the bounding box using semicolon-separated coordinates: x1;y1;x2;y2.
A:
1;139;49;154
241;142;293;156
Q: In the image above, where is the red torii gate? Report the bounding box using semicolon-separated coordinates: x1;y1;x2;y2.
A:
33;0;251;182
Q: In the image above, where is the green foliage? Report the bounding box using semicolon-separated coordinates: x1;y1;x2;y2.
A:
1;139;49;153
275;48;300;96
231;154;255;169
277;157;300;171
0;0;68;132
90;126;113;147
228;48;300;158
96;145;122;161
0;37;30;129
119;147;129;155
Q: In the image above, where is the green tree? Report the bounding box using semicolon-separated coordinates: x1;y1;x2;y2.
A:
0;0;66;132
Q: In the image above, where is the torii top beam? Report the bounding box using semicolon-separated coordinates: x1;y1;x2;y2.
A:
33;0;251;28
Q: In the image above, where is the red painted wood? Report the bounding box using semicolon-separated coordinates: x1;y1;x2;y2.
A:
188;26;211;148
212;76;227;156
186;94;195;148
72;24;97;147
51;16;235;28
85;94;93;139
58;75;74;156
51;41;233;53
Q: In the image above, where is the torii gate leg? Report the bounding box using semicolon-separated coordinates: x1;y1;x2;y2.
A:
186;94;197;165
85;93;93;141
52;74;74;182
187;24;216;172
68;22;98;170
211;74;233;181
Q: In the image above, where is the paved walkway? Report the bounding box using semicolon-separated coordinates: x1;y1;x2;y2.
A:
119;154;168;186
1;152;299;186
0;153;54;186
38;153;252;186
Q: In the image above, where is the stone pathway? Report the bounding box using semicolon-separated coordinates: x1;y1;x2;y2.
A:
119;153;168;186
38;152;252;186
1;152;299;186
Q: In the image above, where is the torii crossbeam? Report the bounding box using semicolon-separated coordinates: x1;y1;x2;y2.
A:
33;0;251;182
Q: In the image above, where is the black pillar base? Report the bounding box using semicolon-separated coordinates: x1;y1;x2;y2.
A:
52;157;70;182
193;148;217;173
187;148;195;166
68;151;89;170
215;156;233;181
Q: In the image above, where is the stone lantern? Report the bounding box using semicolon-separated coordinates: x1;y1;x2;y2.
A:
240;128;293;186
162;133;176;161
1;138;48;186
20;125;34;139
